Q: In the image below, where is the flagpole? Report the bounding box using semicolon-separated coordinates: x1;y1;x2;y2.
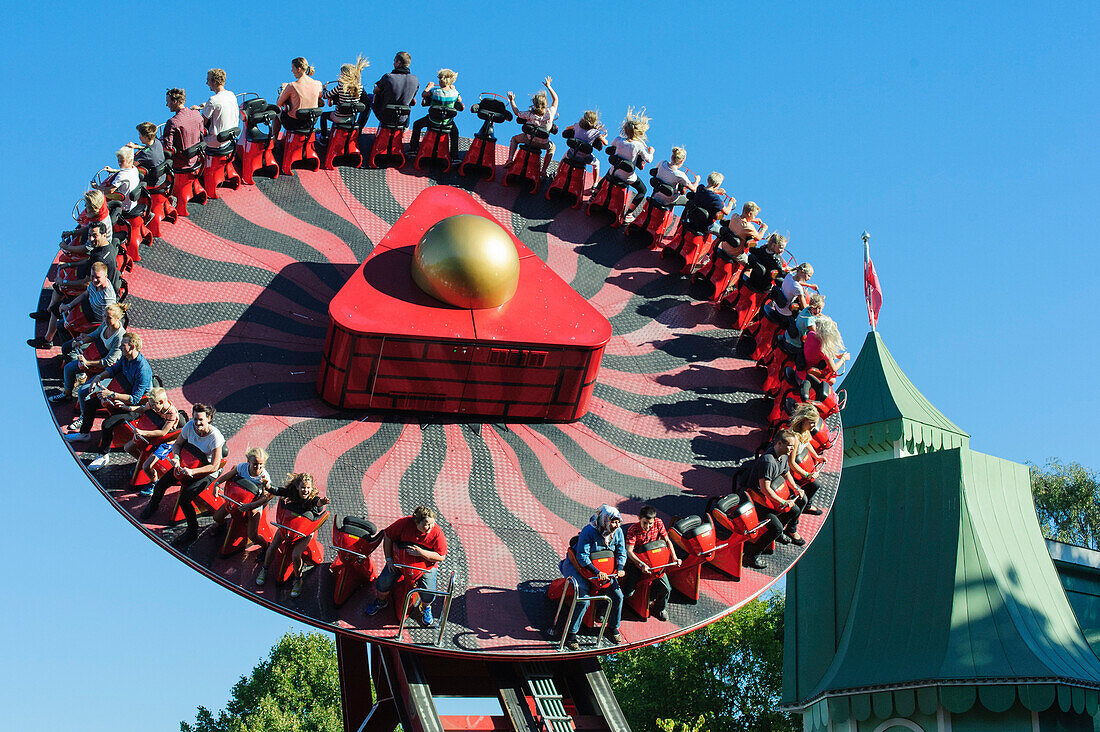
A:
862;231;875;332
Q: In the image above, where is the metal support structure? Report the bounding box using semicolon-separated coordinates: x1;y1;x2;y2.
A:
336;634;632;731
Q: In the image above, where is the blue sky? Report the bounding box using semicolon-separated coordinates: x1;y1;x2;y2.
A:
2;2;1097;730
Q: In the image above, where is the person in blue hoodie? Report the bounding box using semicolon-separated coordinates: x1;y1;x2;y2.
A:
558;504;627;650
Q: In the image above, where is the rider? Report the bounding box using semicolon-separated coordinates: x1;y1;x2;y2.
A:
561;110;608;179
139;403;225;545
68;331;152;460
256;472;330;597
272;57;324;140
193;68;239;151
624;506;681;621
364;506;448;627
365;51;418;129
558;504;627;650
320;55;369;140
210;447;273;543
650;146;700;208
504;76;559;178
742;430;805;570
607;109;655;214
410;68;465;156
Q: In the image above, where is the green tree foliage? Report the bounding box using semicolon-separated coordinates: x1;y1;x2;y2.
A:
602;594;795;732
1031;460;1100;549
181;632;343;732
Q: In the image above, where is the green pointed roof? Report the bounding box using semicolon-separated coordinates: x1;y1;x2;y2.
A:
784;448;1100;726
840;331;969;457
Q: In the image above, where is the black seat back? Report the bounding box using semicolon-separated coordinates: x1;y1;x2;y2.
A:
682;204;714;233
333;101;366;130
287;107;322;134
339;515;379;539
242;98;279;143
566;137;593;155
173;141;205;172
382;103;412;129
427;106;459;129
520;122;550;141
205;126;241;156
607;153;635;181
672;515;702;535
143;159;172;191
715;494;742;515
471;97;511;140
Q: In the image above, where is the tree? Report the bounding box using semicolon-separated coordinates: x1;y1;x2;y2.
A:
1031;459;1100;549
601;594;795;732
181;631;344;732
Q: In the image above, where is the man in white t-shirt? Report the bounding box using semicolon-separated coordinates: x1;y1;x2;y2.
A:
141;402;226;543
194;68;239;150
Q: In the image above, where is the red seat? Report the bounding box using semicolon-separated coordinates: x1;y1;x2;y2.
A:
708;494;770;579
239;98;280;185
459;95;511;181
269;503;329;584
586;154;634;227
567;546;618;629
667;516;724;604
330;516;382;605
624;539;675;620
279;108;323;176
219;478;275;557
367;104;412;169
202;129;242;199
414;106;459;172
503;122;554;193
626;199;676;249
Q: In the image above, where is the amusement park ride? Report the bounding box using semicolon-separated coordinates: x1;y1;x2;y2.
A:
31;88;844;731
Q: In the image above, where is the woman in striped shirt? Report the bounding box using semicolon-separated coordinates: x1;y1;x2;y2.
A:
320;55;369;140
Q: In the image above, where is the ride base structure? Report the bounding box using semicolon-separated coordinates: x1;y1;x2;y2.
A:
34;127;845;731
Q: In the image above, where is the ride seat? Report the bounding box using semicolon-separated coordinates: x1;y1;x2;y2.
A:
563;137;594;168
204;126;241;157
339;515;379;540
332;101;367;131
241;99;279;143
471;97;511;139
381;103;413;130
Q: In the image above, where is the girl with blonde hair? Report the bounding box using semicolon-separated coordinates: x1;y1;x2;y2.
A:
257;472;330;596
608;108;655;210
504;76;559;177
321;55;369;139
561;110;609;178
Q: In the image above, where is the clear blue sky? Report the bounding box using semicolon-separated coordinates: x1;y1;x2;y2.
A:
2;2;1097;730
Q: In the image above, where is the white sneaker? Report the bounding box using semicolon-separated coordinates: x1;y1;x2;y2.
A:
88;453;110;471
64;432;91;443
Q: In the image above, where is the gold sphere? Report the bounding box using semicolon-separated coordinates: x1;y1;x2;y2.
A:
411;214;521;309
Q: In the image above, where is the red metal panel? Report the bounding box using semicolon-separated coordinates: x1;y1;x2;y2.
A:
320;186;610;420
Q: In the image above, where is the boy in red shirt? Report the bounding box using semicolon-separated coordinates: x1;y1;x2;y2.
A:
624;506;681;621
365;506;448;626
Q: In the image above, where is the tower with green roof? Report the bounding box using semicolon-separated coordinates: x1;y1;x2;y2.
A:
783;331;1100;732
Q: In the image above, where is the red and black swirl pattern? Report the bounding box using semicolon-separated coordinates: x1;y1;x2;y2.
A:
35;142;842;659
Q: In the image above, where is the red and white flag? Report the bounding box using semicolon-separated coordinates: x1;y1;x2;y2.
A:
863;234;883;329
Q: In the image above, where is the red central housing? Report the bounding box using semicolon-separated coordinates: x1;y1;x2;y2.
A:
318;186;612;421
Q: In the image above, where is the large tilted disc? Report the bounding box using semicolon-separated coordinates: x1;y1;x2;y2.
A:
411;214;520;309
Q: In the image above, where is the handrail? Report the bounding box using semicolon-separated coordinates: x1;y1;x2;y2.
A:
394;567;456;646
551;576;613;651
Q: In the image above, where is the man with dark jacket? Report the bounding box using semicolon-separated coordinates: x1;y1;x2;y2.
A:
362;51;419;128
